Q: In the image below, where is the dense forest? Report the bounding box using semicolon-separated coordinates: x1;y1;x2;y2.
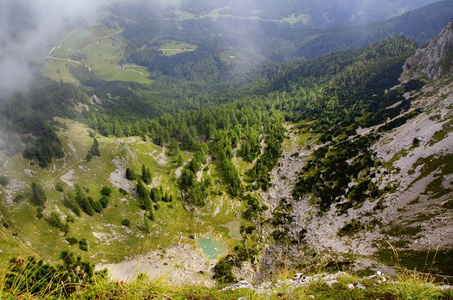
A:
0;32;418;201
0;77;89;166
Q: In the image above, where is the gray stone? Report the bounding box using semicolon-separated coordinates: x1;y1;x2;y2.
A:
325;280;339;287
293;273;306;282
356;283;366;290
402;20;453;80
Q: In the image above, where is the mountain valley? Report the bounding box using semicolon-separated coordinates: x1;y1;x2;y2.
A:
0;1;452;298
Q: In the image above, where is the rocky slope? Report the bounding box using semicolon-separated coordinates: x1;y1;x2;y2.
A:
402;19;453;80
253;19;453;280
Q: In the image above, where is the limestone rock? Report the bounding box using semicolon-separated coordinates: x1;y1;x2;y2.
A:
402;19;453;81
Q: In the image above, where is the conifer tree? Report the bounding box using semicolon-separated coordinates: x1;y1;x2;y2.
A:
75;185;95;216
125;167;136;180
89;138;101;157
31;182;47;207
144;213;151;233
137;179;152;211
141;164;152;184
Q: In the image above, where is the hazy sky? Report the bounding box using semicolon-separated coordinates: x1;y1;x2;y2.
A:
0;0;108;96
0;0;441;96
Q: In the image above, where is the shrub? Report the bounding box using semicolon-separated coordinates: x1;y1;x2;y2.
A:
0;175;9;186
47;212;63;228
66;237;78;245
101;186;111;196
213;256;235;283
36;207;44;219
13;195;24;203
3;251;95;297
85;152;93;161
63;194;82;217
79;238;88;251
99;196;110;208
55;182;65;192
125;168;137;180
75;185;95;215
89;197;104;213
30;182;47;206
121;219;130;227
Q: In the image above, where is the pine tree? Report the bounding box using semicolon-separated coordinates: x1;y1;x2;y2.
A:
31;182;47;207
63;194;82;217
89;138;101;157
75;185;95;216
143;213;151;233
141;164;152;184
125;167;136;180
137;179;152;211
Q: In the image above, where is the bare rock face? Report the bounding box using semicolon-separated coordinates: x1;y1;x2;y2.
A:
402;19;453;81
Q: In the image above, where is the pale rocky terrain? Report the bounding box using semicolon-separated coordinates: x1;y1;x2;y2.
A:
96;243;216;287
402;19;453;80
252;22;453;280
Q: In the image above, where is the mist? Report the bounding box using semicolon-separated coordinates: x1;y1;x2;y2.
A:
0;0;109;97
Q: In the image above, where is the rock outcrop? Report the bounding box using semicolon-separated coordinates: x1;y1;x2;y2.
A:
402;19;453;81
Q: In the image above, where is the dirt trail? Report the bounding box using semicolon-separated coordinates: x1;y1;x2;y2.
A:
116;66;148;76
76;29;122;53
38;28;123;73
1;184;33;214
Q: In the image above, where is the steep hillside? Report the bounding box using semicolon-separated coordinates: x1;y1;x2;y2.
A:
1;15;452;296
402;19;453;80
295;0;453;59
252;19;453;281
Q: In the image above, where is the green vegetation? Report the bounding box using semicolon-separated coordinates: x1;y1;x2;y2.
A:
40;24;152;84
1;2;452;293
159;40;198;56
0;175;9;186
0;32;429;268
121;218;130;227
293;135;379;213
30;182;47;207
1;252;452;299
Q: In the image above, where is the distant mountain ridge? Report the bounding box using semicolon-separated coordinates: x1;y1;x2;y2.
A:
294;0;453;59
177;0;441;27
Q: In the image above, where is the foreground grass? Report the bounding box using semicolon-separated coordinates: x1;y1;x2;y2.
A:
1;263;452;300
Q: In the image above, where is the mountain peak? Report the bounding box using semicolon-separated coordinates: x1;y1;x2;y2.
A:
402;19;453;81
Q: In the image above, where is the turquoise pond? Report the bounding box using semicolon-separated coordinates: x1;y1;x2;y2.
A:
197;238;228;259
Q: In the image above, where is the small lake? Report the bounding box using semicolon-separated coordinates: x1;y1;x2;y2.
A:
197;238;228;259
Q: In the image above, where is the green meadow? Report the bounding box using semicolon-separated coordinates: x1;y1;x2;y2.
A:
0;118;249;265
39;24;152;84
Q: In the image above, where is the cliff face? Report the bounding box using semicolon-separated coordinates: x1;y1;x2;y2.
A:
402;19;453;81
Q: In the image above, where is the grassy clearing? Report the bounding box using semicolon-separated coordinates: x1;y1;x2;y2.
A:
159;40;198;56
39;59;80;84
40;24;152;84
0;118;243;265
